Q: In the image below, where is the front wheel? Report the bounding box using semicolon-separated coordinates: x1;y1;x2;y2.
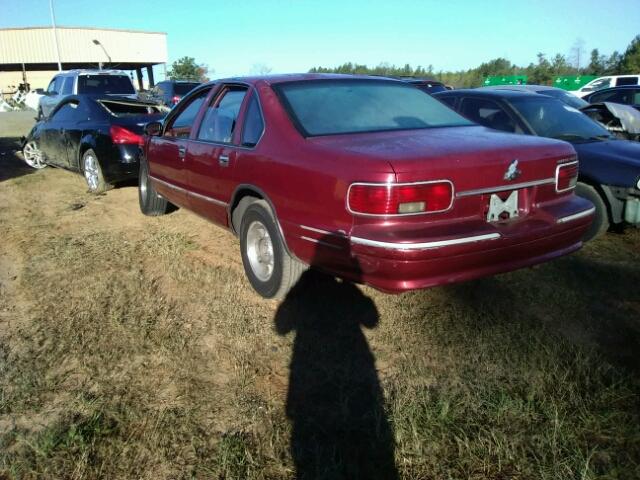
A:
575;182;609;242
240;200;305;299
22;140;47;169
82;149;112;194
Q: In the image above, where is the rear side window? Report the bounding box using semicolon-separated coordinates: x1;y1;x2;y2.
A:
77;75;135;94
241;94;264;147
634;91;640;105
459;97;517;133
174;83;200;95
616;76;638;86
437;95;457;109
165;89;210;138
197;87;247;143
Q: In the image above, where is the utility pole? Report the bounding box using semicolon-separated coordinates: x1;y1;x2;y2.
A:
49;0;62;71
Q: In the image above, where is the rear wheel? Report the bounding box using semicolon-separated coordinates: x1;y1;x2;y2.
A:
82;149;111;194
22;140;47;169
239;200;305;299
138;157;170;216
575;182;609;241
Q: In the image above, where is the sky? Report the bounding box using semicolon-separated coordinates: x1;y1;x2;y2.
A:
1;0;639;80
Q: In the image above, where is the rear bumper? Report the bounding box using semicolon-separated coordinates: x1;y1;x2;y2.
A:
296;196;594;293
102;144;140;183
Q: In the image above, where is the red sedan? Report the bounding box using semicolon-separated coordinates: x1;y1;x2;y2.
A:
139;74;594;298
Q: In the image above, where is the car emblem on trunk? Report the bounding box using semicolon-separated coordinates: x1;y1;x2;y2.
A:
504;159;521;181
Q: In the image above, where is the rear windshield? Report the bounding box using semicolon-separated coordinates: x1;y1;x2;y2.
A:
98;100;162;117
274;80;472;136
174;83;200;95
77;75;135;95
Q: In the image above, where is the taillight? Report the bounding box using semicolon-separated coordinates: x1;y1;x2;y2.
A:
110;125;144;147
556;160;579;193
171;95;181;104
347;181;454;215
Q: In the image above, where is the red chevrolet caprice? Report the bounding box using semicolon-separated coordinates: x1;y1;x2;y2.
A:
139;74;594;298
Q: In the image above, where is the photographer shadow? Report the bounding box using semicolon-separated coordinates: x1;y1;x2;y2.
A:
274;239;398;480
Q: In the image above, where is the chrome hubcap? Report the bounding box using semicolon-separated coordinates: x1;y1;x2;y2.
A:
246;221;274;282
83;154;99;191
23;141;46;169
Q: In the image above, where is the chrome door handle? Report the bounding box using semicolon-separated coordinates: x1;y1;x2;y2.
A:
219;154;230;167
178;146;186;160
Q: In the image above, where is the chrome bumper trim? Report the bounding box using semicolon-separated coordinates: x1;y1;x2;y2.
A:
557;207;595;224
350;232;501;250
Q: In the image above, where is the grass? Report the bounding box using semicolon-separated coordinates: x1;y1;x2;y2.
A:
0;164;639;479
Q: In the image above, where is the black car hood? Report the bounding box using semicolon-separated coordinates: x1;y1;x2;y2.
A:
573;139;640;188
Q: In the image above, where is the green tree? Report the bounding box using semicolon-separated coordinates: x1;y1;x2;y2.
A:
620;35;640;73
167;56;210;82
587;49;606;75
605;51;622;74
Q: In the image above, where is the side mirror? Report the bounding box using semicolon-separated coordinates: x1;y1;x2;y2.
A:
34;88;45;94
144;121;162;136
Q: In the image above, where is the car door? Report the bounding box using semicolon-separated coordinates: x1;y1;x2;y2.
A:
39;99;81;167
186;85;249;225
146;87;212;207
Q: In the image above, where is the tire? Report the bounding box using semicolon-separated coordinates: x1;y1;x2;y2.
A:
575;182;609;242
22;140;47;169
138;157;170;216
81;149;112;194
239;200;305;299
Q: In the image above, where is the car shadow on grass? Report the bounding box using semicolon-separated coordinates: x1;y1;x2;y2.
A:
0;137;35;183
274;243;399;480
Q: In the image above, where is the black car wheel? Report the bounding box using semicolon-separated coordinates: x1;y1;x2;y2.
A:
240;200;305;299
81;149;112;194
138;157;171;216
575;182;610;241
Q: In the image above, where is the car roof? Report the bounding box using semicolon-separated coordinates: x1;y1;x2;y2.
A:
55;69;129;76
436;88;541;99
482;85;560;92
207;73;407;86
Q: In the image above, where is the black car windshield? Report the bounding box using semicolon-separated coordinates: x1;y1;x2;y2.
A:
174;83;200;95
536;89;588;109
511;96;611;141
77;75;135;95
275;80;472;136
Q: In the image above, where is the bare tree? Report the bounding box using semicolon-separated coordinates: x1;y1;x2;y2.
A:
250;63;273;75
569;38;586;71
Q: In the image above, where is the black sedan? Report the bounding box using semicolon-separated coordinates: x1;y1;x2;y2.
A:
22;95;164;193
435;88;640;241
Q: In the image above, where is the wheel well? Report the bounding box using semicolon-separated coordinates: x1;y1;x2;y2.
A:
230;189;263;235
577;177;621;224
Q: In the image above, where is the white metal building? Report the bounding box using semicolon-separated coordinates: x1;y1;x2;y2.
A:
0;26;168;94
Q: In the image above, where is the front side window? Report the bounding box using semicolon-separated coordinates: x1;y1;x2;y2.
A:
460;97;517;133
165;88;210;138
77;75;135;94
590;90;631;104
197;87;247;143
49;76;64;94
274;80;471;137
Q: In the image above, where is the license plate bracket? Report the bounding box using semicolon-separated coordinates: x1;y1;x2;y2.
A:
487;191;519;222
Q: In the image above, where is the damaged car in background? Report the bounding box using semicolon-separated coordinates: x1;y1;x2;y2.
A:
435;88;640;240
22;95;164;193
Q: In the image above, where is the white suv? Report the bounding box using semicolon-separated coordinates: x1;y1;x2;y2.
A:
38;70;136;118
570;75;640;98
